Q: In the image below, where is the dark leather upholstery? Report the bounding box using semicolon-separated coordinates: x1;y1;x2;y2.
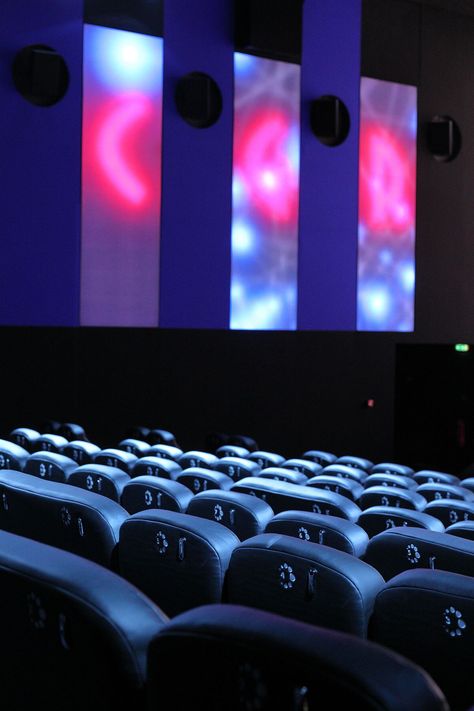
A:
359;507;445;537
121;475;193;514
68;464;130;502
0;470;127;567
0;530;166;711
226;533;384;637
119;510;239;616
148;604;448;711
370;569;474;710
187;489;274;540
265;510;369;556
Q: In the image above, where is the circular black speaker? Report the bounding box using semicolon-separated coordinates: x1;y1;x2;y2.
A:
175;72;222;128
426;115;461;162
12;44;69;107
310;95;350;147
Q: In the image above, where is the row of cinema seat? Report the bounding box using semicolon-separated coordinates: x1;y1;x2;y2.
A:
0;424;472;708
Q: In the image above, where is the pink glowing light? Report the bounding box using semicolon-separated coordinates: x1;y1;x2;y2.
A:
96;94;153;208
235;109;299;225
359;123;415;234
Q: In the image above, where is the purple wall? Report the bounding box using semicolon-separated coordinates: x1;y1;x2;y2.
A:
159;0;234;328
0;0;83;326
297;0;361;330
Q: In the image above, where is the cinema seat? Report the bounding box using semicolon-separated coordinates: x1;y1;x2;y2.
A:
0;530;166;711
0;438;29;471
147;444;183;460
68;464;130;502
257;466;308;485
25;451;78;482
364;473;417;490
187;490;274;540
306;474;364;501
425;500;474;526
335;455;374;471
0;470;127;568
176;467;233;493
370;462;415;477
265;511;369;556
364;527;474;580
120;476;193;514
61;440;101;465
214;456;261;481
215;444;250;458
119;510;239;616
445;520;474;541
226;533;384;637
321;463;368;484
281;458;322;477
414;470;461;486
248;450;285;468
370;569;474;710
178;450;218;469
117;438;151;456
131;455;182;479
93;448;138;473
303;449;337;465
34;433;68;452
147;604;448;711
232;477;361;521
359;486;427;511
358;507;445;537
9;427;41;451
416;482;474;503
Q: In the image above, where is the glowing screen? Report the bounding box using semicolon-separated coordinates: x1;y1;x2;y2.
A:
230;53;300;330
357;77;417;332
81;25;163;326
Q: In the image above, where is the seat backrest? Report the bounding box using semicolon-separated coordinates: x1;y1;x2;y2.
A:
364;473;417;490
176;467;233;493
0;530;166;710
359;486;427;511
61;440;101;465
364;527;474;580
0;470;127;568
335;455;374;471
131;456;182;479
187;490;274;540
281;458;322;477
93;448;138;473
358;507;445;538
119;510;239;616
147;604;448;711
414;470;461;486
248;451;285;468
257;466;308;485
68;464;130;502
232;477;361;521
306;474;364;501
120;475;193;514
226;533;384;637
178;450;218;469
0;439;29;471
214;456;261;481
369;569;474;710
370;462;414;477
302;449;337;466
25;451;79;482
445;520;474;541
425;499;474;526
265;510;369;556
416;482;474;503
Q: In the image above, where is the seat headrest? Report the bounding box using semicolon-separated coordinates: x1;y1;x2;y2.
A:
187;489;274;539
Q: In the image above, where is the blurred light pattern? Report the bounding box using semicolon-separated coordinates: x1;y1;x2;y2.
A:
357;77;417;332
81;25;163;326
230;53;300;330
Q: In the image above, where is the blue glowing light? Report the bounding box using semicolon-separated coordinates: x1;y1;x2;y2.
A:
234;52;259;77
359;284;392;324
399;263;415;292
87;25;163;93
232;221;256;256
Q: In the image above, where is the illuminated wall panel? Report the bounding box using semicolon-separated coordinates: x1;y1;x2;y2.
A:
81;25;163;326
357;77;417;332
230;53;300;330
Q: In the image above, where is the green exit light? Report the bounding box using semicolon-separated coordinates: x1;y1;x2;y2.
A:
455;344;470;352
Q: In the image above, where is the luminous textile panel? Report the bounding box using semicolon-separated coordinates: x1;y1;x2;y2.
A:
230;53;301;330
357;77;417;332
81;25;163;326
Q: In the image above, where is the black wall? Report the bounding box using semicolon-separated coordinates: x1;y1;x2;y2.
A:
2;0;474;467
